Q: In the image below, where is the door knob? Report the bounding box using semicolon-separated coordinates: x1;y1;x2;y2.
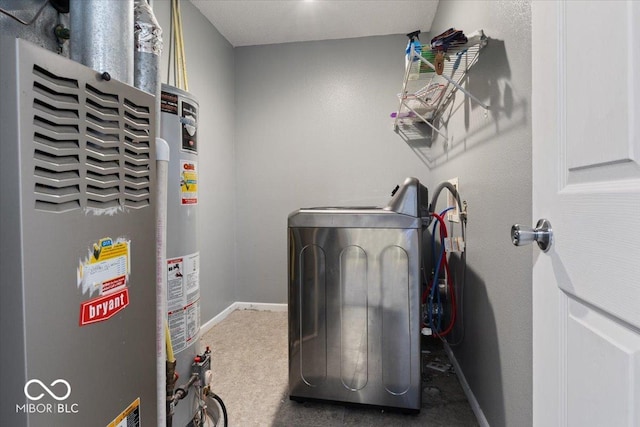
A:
511;219;553;252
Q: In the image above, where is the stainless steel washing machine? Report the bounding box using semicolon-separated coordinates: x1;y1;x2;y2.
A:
288;177;428;412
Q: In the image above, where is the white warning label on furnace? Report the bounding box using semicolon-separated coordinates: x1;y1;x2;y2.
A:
167;252;200;353
107;397;140;427
77;237;130;297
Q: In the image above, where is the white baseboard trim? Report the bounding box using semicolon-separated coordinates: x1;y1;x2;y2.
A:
200;302;288;335
234;301;288;312
200;302;239;335
444;342;490;427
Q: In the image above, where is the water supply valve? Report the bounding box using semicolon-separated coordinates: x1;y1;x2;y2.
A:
191;346;211;387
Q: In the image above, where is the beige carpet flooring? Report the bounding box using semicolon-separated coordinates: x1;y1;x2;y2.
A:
200;309;289;426
200;309;478;427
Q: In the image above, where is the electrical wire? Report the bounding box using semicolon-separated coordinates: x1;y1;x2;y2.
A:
0;0;49;26
174;0;188;90
171;0;181;88
190;383;228;427
172;0;181;87
203;392;227;427
192;384;202;426
167;0;174;85
178;2;188;90
169;0;189;91
210;393;228;427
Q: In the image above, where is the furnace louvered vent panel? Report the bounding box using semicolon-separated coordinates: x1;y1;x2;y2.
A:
84;84;123;209
31;65;81;212
122;99;151;208
29;61;154;213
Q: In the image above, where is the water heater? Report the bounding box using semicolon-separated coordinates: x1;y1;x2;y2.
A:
160;84;201;426
0;37;157;426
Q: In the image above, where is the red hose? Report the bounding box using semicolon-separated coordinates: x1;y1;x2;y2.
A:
423;212;457;337
436;254;456;337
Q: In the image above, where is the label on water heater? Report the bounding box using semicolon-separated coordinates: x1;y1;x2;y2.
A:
160;90;178;115
167;252;200;353
180;160;198;205
181;101;198;152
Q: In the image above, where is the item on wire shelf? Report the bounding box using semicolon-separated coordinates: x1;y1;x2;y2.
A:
390;111;417;119
405;29;422;59
430;28;468;51
434;51;445;75
405;29;423;80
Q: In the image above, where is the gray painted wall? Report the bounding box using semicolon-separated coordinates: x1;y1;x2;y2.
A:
427;2;532;426
154;0;237;323
233;2;532;427
234;35;430;303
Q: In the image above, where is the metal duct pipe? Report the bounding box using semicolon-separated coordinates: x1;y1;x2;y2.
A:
134;0;162;94
70;0;134;85
134;0;162;121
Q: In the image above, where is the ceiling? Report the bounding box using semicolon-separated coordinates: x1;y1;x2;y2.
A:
189;0;440;47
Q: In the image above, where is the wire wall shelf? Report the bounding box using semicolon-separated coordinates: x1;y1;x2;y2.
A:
393;30;489;146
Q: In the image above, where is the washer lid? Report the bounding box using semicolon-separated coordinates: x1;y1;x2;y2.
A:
288;177;427;229
288;207;420;229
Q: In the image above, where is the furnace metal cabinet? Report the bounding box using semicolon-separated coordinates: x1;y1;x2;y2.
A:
288;178;427;412
0;37;157;426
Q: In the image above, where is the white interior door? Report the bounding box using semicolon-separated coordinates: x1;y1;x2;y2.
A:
532;1;640;426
